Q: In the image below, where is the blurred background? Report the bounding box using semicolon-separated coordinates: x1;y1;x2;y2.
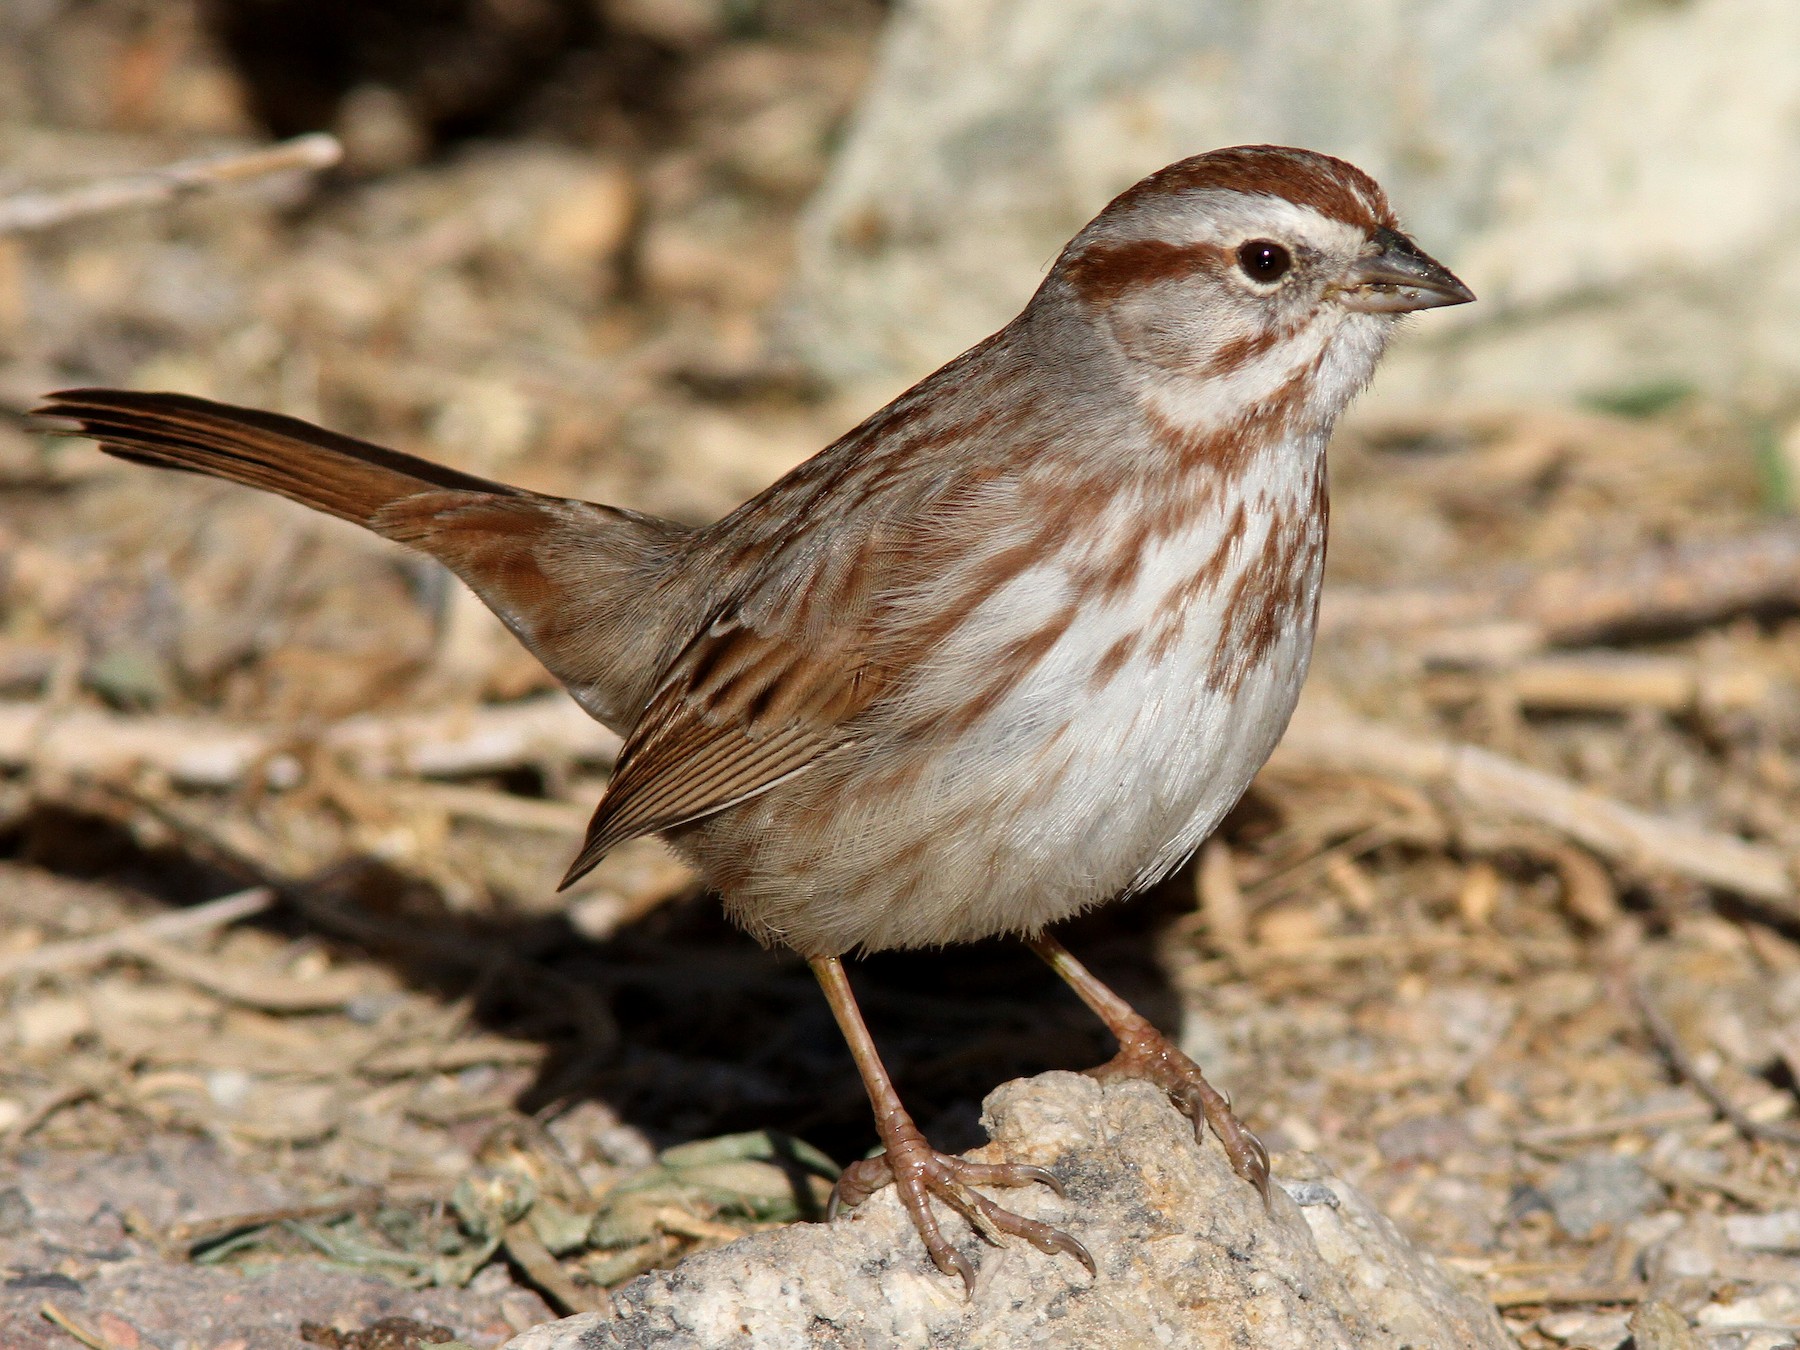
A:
5;2;1800;1347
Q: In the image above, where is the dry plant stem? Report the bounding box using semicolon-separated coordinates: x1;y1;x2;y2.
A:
169;1191;387;1249
1516;1102;1715;1148
0;694;619;789
1274;705;1797;914
38;1301;132;1350
6;1082;98;1148
125;935;368;1012
0;885;273;980
1489;1283;1646;1310
71;782;622;1056
1318;524;1800;646
502;1218;614;1318
811;956;1092;1290
1629;975;1800;1147
0;133;342;235
1030;934;1271;1205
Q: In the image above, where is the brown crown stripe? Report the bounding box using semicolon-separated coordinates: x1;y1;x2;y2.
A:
1108;145;1395;234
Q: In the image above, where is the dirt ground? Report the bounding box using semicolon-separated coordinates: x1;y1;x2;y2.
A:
5;4;1800;1349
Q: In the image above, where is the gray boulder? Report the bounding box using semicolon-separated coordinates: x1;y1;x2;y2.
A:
785;0;1800;416
506;1072;1512;1349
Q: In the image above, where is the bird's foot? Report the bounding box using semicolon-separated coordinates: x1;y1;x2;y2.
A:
1088;1025;1271;1206
829;1121;1094;1291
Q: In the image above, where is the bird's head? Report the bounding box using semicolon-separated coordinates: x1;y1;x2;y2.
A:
1046;145;1472;430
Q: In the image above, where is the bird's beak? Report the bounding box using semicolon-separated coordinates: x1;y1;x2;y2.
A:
1340;227;1474;313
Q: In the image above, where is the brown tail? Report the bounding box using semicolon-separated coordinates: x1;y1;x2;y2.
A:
35;387;519;523
36;388;703;732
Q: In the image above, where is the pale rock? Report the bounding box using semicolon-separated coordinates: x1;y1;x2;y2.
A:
1645;1212;1729;1284
505;1072;1513;1349
786;0;1800;415
1629;1301;1700;1350
1727;1210;1800;1253
1543;1151;1663;1240
1695;1283;1800;1329
12;993;92;1051
1539;1308;1630;1349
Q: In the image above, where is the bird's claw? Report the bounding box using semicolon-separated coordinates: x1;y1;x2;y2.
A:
1088;1032;1272;1208
829;1140;1093;1290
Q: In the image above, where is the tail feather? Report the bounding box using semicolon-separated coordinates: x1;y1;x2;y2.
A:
36;387;703;734
35;388;515;524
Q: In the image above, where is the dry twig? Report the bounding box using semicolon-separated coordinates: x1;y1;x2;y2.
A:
0;885;273;980
126;936;370;1012
0;693;618;788
0;134;342;234
38;1301;134;1350
503;1219;614;1317
169;1191;388;1249
1273;703;1797;915
1630;975;1800;1147
1320;524;1800;649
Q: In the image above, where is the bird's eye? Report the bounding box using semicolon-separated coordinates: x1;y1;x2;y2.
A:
1236;240;1292;284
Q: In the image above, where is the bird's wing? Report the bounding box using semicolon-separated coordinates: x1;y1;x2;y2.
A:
558;602;885;886
558;330;1057;886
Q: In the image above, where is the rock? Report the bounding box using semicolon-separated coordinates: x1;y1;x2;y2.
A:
1628;1302;1700;1350
785;0;1800;416
1539;1308;1630;1349
1645;1212;1729;1284
1727;1210;1800;1253
1543;1151;1664;1239
506;1072;1512;1349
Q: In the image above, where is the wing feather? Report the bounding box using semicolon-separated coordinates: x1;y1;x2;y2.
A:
558;617;876;887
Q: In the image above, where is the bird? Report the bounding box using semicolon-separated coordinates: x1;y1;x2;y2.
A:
37;143;1472;1289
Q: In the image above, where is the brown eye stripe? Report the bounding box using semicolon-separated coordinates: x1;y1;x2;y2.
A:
1062;239;1232;304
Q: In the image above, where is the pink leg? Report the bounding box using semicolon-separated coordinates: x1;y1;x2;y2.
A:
1030;934;1270;1205
812;956;1094;1289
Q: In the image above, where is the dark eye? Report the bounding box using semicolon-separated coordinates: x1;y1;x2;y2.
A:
1236;239;1292;284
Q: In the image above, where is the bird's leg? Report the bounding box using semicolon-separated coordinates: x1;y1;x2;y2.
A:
1029;934;1270;1205
810;956;1094;1289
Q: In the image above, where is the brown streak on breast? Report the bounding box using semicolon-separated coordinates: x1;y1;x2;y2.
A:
1142;499;1250;665
937;603;1079;737
1088;631;1140;692
1206;467;1327;697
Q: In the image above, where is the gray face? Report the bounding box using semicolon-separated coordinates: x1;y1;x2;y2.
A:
1073;190;1471;383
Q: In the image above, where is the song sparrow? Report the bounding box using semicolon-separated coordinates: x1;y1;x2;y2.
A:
39;144;1470;1288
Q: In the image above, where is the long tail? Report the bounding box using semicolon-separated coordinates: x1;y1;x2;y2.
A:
36;387;519;522
36;388;699;731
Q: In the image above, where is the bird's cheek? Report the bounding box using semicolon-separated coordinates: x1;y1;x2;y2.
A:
1100;287;1220;373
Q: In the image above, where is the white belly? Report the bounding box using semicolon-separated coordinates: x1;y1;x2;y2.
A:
842;448;1324;946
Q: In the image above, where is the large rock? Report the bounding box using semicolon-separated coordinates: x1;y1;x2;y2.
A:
784;0;1800;416
506;1072;1513;1349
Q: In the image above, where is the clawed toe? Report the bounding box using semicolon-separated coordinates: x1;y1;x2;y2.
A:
1092;1039;1272;1207
829;1144;1091;1289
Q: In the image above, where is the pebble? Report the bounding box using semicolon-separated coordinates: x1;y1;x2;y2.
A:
1538;1309;1630;1348
1727;1210;1800;1252
1544;1151;1664;1238
1646;1213;1728;1282
1280;1180;1339;1208
1695;1283;1800;1329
